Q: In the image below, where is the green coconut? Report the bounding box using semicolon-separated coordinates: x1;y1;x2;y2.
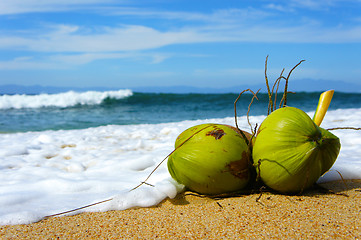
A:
167;123;252;195
252;106;341;193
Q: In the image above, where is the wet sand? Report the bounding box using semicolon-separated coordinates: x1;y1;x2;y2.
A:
1;180;360;239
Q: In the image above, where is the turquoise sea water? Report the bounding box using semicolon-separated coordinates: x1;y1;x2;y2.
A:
1;91;361;133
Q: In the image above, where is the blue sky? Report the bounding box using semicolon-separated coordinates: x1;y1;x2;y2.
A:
1;0;361;91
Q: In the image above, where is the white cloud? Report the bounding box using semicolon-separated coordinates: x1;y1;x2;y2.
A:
1;1;361;54
50;52;171;65
2;21;361;56
0;0;115;15
0;24;210;53
0;21;361;71
0;56;63;70
49;52;131;65
1;1;361;71
288;0;327;9
0;51;173;70
108;7;272;25
281;0;361;12
108;7;211;22
264;3;292;12
264;0;361;13
150;54;170;64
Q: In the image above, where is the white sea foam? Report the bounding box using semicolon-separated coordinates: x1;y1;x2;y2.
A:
0;89;133;109
0;109;360;225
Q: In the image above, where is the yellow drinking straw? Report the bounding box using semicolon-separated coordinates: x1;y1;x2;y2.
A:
312;90;334;126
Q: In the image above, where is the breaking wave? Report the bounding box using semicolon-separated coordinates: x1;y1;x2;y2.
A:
0;89;133;109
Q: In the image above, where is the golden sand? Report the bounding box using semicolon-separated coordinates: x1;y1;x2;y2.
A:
1;180;360;239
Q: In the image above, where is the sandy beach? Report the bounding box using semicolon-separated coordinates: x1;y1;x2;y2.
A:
0;179;360;239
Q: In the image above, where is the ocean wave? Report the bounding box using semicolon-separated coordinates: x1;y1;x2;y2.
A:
0;110;360;225
0;89;133;109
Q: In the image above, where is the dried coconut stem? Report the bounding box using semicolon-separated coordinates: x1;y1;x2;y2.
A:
247;89;261;135
44;198;113;219
283;60;305;107
271;74;284;111
264;57;305;113
234;89;259;142
327;127;361;131
234;90;247;131
264;56;273;115
279;91;295;109
184;188;264;199
335;170;348;190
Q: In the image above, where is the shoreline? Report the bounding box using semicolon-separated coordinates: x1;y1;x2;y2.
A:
1;179;360;239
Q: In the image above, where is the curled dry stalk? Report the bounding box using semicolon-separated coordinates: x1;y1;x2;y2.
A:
327;127;361;131
264;56;305;114
271;69;284;112
234;88;260;140
264;56;273;114
330;169;349;193
314;169;350;197
282;59;305;107
255;186;267;205
43;199;113;219
184;187;262;200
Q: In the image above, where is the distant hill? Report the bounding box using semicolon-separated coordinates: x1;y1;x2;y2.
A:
1;79;360;94
133;79;361;93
